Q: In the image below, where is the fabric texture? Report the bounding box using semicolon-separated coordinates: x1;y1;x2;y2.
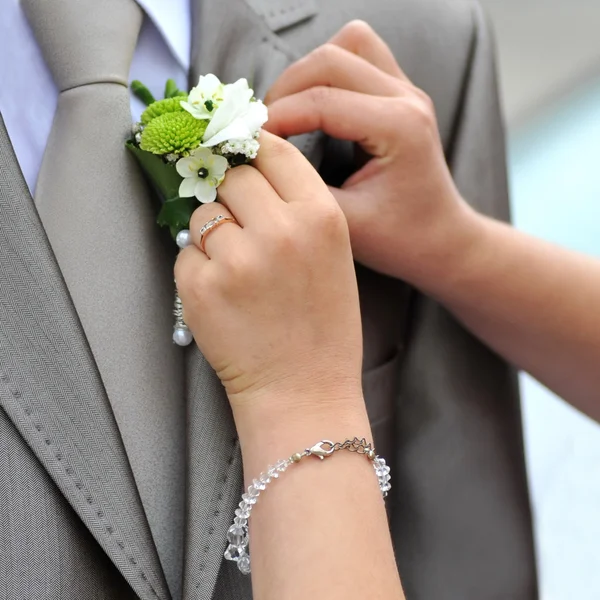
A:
0;409;137;600
20;0;186;595
0;0;537;599
0;113;167;599
388;5;538;599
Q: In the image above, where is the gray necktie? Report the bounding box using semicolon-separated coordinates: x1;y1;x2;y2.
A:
22;1;186;597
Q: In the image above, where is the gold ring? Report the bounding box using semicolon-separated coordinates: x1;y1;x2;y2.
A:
199;215;237;253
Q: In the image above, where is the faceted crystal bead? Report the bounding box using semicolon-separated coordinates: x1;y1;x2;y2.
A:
224;544;244;561
376;466;390;477
242;493;256;505
227;524;249;547
267;465;279;479
259;473;271;485
253;477;266;491
248;485;260;497
381;482;392;493
237;554;251;575
275;459;288;472
235;504;250;519
234;516;247;527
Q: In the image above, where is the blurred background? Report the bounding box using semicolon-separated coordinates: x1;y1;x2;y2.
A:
479;1;600;599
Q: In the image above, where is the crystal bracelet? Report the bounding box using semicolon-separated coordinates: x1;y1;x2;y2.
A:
224;437;391;575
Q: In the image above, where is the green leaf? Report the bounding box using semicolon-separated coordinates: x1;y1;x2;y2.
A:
131;80;156;106
164;78;186;99
157;197;199;232
126;141;182;200
126;141;199;238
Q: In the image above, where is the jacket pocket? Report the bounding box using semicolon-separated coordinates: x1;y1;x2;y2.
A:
362;351;402;459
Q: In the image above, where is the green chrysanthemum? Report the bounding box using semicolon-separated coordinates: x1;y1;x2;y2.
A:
140;112;208;156
140;96;188;125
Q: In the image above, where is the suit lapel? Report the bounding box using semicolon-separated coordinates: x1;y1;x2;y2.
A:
183;2;318;598
245;0;318;32
190;0;299;96
0;115;170;600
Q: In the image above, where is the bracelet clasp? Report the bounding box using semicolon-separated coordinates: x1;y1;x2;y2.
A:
308;440;335;460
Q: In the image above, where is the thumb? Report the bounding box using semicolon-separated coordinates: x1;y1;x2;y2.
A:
329;186;372;248
331;185;395;274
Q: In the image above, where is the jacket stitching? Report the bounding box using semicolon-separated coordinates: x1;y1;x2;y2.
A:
0;369;162;599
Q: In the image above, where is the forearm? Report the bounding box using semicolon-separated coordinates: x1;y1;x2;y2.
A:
420;212;600;418
232;396;404;600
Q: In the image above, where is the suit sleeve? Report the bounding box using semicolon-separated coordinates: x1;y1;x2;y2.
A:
448;2;511;221
389;4;539;600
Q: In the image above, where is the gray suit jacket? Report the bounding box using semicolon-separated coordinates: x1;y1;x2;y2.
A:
0;0;537;599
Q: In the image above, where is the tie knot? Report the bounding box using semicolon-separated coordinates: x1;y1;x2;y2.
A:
23;0;142;92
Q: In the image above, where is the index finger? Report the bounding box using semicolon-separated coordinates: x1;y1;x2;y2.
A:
252;130;331;204
329;21;408;81
264;88;395;158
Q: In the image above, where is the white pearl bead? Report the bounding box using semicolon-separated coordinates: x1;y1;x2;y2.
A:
176;229;191;249
173;327;193;346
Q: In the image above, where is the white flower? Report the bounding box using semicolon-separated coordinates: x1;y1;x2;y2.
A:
176;147;228;203
218;138;261;160
180;74;226;120
201;78;268;147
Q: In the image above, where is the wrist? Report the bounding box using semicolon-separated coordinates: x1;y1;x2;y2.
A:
408;201;489;300
228;370;364;425
230;388;370;481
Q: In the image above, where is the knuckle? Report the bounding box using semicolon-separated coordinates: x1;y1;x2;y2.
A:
307;85;333;110
221;248;260;286
221;251;248;279
390;96;437;146
219;164;254;192
314;203;348;239
341;20;376;44
415;88;436;115
409;94;436;130
262;133;300;162
311;42;339;66
268;214;303;255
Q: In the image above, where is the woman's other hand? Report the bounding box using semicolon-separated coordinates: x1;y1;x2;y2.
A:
265;20;481;290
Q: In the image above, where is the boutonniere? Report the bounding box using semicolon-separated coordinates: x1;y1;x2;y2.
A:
127;75;268;346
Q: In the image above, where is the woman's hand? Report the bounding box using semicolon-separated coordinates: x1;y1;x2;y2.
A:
264;21;481;290
175;132;363;413
175;133;402;600
263;21;600;416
